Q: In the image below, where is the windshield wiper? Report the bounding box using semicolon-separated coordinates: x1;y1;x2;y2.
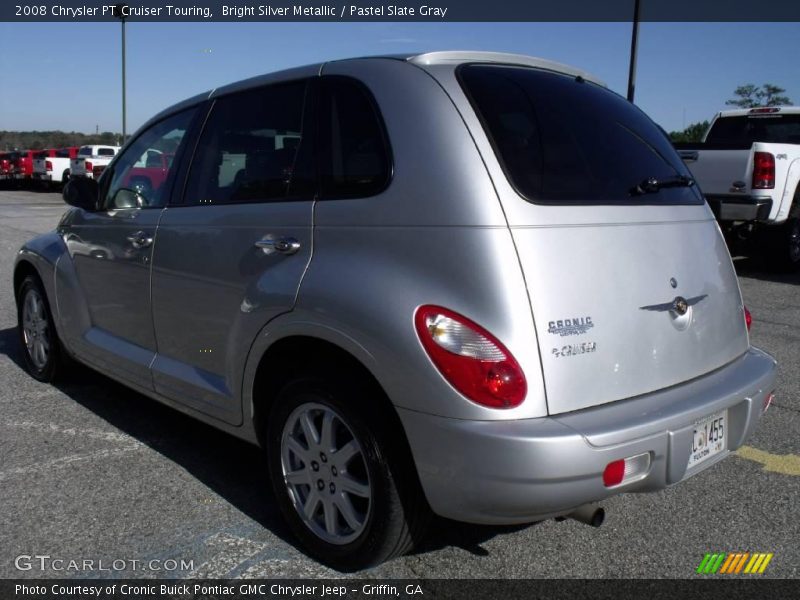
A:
630;175;695;196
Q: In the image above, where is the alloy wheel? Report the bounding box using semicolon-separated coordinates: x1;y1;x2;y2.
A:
280;402;372;545
21;288;50;370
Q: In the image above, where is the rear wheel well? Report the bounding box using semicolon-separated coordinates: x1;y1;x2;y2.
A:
250;336;427;501
252;336;402;447
790;185;800;218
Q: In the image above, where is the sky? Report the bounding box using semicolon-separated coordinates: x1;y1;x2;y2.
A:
0;21;797;135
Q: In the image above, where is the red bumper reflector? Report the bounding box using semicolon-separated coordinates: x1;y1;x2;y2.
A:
603;460;625;487
603;453;652;487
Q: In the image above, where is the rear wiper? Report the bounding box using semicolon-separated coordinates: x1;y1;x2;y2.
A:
630;175;695;195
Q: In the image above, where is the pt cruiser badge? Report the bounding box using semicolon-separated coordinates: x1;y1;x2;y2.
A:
552;341;597;358
547;316;594;337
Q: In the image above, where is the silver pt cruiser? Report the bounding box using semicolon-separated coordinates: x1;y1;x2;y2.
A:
14;52;777;570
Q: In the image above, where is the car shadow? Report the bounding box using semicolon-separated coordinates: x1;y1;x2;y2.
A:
0;325;536;567
732;256;800;285
0;325;292;546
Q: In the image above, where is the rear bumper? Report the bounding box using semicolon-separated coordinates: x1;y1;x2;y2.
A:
399;347;777;524
707;195;772;222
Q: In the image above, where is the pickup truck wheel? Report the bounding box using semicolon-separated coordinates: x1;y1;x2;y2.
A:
61;170;70;186
764;217;800;271
788;218;800;267
16;275;66;382
266;376;428;571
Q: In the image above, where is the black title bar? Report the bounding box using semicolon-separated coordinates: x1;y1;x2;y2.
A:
4;579;800;600
3;0;800;22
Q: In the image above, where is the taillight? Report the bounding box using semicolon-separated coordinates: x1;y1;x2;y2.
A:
45;160;52;171
93;165;105;178
744;306;752;331
414;305;526;408
84;161;93;172
752;152;775;189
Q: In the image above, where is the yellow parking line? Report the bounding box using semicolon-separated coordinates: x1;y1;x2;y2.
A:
736;446;800;476
744;554;762;573
758;554;774;573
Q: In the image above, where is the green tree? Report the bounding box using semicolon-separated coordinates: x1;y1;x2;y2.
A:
726;84;792;108
669;120;710;143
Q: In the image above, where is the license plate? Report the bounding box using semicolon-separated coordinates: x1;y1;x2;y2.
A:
688;410;726;469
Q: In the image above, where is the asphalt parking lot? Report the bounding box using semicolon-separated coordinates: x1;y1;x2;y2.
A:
0;189;797;579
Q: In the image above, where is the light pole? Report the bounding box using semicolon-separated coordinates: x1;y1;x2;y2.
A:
113;4;128;143
627;0;640;103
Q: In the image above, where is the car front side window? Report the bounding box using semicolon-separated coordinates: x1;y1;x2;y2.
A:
102;109;196;210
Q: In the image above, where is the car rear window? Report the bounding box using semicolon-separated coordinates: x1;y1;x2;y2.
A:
78;147;92;156
34;151;48;159
705;114;800;145
458;64;702;205
97;148;116;156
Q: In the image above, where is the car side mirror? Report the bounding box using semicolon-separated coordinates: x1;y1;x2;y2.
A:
110;188;145;209
63;177;99;211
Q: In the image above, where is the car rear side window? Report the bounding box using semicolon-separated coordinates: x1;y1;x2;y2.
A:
318;76;391;199
458;64;702;205
184;80;312;205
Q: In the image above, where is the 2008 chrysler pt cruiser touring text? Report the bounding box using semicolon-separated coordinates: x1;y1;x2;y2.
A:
14;52;777;570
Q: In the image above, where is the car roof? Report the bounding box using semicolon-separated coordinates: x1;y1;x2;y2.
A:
142;51;604;133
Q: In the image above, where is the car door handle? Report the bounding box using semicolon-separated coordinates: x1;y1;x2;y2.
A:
126;231;153;249
254;236;301;255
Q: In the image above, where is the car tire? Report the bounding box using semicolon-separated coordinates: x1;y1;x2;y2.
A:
62;170;70;186
265;374;429;571
16;275;67;382
762;216;800;272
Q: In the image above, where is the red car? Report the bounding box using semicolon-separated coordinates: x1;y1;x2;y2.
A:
120;151;175;197
15;150;39;181
0;152;15;181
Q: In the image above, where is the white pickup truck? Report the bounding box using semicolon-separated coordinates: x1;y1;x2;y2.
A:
32;147;78;188
69;145;120;179
676;106;800;269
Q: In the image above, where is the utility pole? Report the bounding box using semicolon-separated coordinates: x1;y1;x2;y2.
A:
113;4;128;143
627;0;640;103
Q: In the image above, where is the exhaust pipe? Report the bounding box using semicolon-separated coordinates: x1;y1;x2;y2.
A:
566;504;605;527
